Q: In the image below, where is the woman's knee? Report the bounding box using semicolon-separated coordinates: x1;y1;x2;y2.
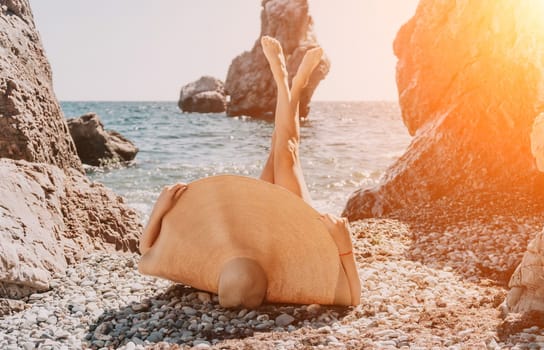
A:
217;257;267;308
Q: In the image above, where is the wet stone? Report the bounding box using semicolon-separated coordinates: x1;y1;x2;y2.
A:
146;331;163;343
244;311;257;320
275;314;295;327
182;306;197;316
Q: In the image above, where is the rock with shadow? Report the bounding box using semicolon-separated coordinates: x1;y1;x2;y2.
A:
67;113;138;167
344;0;544;221
341;0;544;290
85;284;350;349
502;227;544;315
501;115;544;315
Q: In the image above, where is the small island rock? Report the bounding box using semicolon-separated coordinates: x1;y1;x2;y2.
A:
67;113;138;166
224;0;330;119
178;76;226;113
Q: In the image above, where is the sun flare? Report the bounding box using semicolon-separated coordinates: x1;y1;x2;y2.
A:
516;0;544;34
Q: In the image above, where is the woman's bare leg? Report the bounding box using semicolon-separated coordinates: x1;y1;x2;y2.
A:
259;132;276;184
256;38;360;306
260;36;322;203
259;36;290;184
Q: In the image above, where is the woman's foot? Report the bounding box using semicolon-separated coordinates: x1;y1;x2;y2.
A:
292;47;323;93
261;36;289;86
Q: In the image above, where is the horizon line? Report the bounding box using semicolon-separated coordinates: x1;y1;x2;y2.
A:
59;99;400;103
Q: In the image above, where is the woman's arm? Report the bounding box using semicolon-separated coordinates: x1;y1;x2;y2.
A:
320;213;362;306
139;183;187;255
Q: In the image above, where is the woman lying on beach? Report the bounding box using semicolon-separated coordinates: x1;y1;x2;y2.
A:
138;36;361;308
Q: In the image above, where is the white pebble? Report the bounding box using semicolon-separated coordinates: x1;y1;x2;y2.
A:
36;309;49;322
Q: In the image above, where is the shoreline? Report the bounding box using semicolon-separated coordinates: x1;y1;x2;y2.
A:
1;217;542;349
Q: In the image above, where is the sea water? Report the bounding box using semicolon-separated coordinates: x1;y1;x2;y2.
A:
61;101;411;221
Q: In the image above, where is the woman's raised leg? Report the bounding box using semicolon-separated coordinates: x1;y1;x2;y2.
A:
259;132;276;184
259;35;290;184
260;36;322;203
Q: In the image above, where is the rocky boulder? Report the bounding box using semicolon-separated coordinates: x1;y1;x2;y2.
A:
344;0;544;220
0;0;143;298
504;227;544;314
178;76;226;113
224;0;330;119
0;159;141;298
503;115;544;314
0;0;81;171
67;113;138;166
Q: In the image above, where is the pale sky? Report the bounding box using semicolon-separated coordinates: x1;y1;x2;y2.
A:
29;1;419;102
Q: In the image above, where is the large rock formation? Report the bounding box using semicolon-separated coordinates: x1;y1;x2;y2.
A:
0;0;81;171
0;0;142;298
67;113;138;166
344;0;544;220
178;76;226;113
504;228;544;314
503;116;544;314
224;0;330;119
0;159;140;298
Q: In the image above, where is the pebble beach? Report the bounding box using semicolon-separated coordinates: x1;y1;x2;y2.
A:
1;103;543;348
3;0;544;348
2;217;544;349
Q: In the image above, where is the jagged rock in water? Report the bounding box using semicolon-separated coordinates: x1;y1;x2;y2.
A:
0;0;142;298
178;76;226;113
224;0;330;119
67;113;138;166
504;228;544;313
343;0;544;220
0;0;81;171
